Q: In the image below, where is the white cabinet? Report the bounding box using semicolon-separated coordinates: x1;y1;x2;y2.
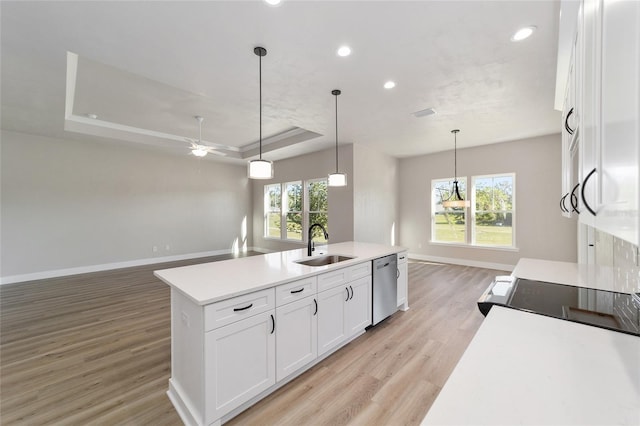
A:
317;284;348;356
567;0;639;247
597;0;639;246
317;274;372;356
275;295;317;381
397;252;408;310
204;310;276;424
345;275;372;337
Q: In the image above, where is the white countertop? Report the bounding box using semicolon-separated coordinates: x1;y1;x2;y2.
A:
154;241;404;305
422;306;640;425
512;257;622;293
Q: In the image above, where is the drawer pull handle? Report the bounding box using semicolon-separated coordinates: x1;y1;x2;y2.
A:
270;314;275;334
290;288;304;294
565;108;575;135
570;183;580;214
581;168;597;216
313;298;318;316
233;303;253;312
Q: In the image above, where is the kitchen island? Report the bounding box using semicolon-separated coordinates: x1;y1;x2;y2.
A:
154;242;406;426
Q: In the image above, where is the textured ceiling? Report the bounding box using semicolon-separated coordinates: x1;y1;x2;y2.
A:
1;0;562;163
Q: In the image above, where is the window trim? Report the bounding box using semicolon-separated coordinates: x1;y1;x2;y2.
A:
431;173;516;248
263;178;328;243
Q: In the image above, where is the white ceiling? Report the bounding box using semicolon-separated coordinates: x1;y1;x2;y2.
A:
1;0;562;163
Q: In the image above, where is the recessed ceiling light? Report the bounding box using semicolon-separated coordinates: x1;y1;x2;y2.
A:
264;0;282;5
337;45;351;57
85;113;98;119
511;26;536;42
384;81;396;89
413;107;436;118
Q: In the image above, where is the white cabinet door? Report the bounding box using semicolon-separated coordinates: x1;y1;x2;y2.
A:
397;261;408;309
317;285;348;356
275;296;318;382
204;311;275;424
598;0;639;246
345;275;372;337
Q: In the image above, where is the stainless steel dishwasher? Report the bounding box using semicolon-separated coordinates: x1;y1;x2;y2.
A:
372;254;398;325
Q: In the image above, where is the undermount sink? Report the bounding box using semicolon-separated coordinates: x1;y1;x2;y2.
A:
295;255;355;267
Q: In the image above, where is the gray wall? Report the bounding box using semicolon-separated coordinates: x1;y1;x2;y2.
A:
353;144;399;245
251;145;355;252
398;134;577;269
1;130;252;279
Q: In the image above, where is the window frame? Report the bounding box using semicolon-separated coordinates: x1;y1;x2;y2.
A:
430;173;516;249
431;176;468;245
263;183;282;241
471;173;516;248
283;180;303;242
263;178;329;243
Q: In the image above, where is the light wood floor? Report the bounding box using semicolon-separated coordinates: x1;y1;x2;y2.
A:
1;256;505;425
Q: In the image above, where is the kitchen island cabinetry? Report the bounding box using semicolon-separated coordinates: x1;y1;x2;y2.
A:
156;242;404;426
397;251;408;309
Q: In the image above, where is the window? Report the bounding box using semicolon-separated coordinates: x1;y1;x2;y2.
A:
284;181;303;241
307;179;328;243
264;184;281;238
264;178;328;242
431;173;515;247
473;174;515;247
432;177;467;243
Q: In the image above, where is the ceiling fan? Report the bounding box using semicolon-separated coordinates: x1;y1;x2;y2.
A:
185;116;226;158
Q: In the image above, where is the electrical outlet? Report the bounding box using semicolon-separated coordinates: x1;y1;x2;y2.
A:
181;312;190;327
152;245;158;253
418;243;423;249
165;244;171;251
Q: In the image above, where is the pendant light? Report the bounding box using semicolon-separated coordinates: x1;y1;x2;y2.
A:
442;129;470;208
328;89;347;187
191;116;208;157
248;46;274;179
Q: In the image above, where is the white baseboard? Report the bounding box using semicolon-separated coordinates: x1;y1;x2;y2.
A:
408;253;514;272
0;247;265;285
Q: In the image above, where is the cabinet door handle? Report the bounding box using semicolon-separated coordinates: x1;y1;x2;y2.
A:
233;303;253;312
349;285;354;300
570;183;580;214
270;314;275;334
290;288;304;294
565;108;575;135
345;287;350;302
397;268;400;279
581;168;597;216
560;194;569;213
313;298;317;316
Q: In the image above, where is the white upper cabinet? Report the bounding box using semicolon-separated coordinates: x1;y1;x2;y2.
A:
566;0;639;246
597;0;639;246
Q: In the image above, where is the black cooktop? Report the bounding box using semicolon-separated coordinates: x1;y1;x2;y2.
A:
478;278;640;336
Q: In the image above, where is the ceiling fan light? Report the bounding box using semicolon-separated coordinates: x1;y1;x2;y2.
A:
248;159;274;179
328;173;347;187
192;147;208;157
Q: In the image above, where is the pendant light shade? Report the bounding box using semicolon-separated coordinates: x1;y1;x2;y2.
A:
248;46;274;179
442;129;470;208
328;89;347;187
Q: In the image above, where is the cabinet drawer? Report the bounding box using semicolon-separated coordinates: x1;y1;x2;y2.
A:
317;262;372;292
205;288;275;331
275;276;317;307
317;266;351;292
397;251;408;265
350;262;372;280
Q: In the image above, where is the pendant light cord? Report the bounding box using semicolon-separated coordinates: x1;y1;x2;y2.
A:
259;53;262;160
335;93;339;173
453;130;457;181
